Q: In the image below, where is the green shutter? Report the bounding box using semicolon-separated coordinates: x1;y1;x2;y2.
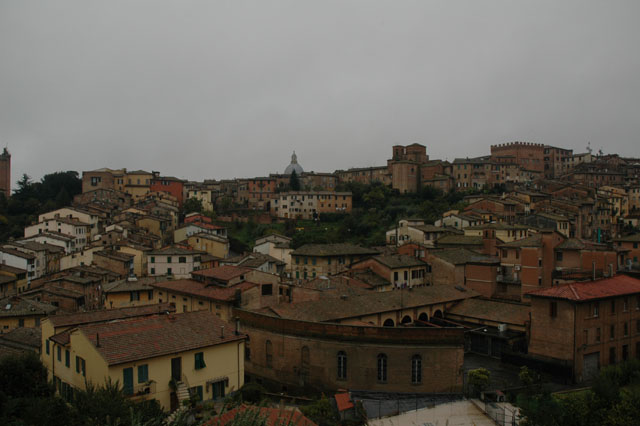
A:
138;364;149;383
195;352;206;370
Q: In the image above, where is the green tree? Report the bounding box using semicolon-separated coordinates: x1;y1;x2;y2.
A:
183;197;204;215
289;170;301;191
467;368;491;397
300;396;339;426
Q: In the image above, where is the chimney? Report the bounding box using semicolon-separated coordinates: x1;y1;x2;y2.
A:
220;326;225;338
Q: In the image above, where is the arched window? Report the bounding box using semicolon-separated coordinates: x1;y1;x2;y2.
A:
377;353;387;383
401;315;412;325
411;355;422;384
265;340;273;368
383;318;395;327
337;351;347;380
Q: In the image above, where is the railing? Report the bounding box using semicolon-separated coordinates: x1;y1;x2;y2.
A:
496;274;521;284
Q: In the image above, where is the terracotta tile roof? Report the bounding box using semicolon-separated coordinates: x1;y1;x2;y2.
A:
47;303;175;328
528;274;640;302
436;235;483;246
150;279;256;302
0;264;27;275
103;277;157;293
78;310;245;365
447;298;530;326
291;243;379;257
0;247;36;260
148;246;205;256
0;296;58;318
270;285;478;322
615;234;640;243
432;248;498;266
556;238;610;251
499;234;544;248
192;266;252;281
370;254;426;269
0;327;41;349
206;405;317;426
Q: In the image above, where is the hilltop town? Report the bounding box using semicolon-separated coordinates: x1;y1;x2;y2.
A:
1;142;640;425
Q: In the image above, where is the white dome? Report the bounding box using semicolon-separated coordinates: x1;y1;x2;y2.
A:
284;151;304;175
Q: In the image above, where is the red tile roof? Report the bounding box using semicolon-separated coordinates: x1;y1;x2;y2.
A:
47;303;176;328
150;279;257;302
192;266;252;281
206;405;317;426
528;274;640;301
78;310;244;365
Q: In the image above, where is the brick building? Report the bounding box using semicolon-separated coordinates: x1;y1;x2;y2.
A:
387;143;430;193
0;148;10;197
290;244;379;280
237;285;473;394
528;274;640;382
150;175;185;206
490;142;545;174
544;145;573;179
270;191;352;220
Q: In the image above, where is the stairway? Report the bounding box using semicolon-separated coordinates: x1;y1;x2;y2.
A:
176;381;191;405
165;382;191;425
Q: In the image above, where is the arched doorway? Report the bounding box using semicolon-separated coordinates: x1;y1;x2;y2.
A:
433;310;443;319
383;318;395;327
401;315;412;325
418;312;429;322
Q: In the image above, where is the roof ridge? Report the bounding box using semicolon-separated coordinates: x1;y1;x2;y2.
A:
568;284;580;300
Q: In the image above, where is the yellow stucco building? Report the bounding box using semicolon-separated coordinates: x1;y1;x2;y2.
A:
42;308;245;411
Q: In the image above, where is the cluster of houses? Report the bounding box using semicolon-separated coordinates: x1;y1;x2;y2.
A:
0;142;639;420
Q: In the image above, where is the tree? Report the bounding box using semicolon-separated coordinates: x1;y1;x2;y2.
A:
467;368;491;397
289;170;300;191
183;197;204;215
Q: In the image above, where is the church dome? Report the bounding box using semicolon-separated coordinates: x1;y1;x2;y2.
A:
284;151;304;175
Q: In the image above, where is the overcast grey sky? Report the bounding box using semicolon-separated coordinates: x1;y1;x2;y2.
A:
1;1;639;188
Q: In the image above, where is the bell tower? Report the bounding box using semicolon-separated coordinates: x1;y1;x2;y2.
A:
0;148;10;198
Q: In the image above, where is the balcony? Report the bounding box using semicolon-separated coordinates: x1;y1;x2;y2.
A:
496;274;521;285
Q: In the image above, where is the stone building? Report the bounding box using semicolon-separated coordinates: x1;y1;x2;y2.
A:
528;274;640;382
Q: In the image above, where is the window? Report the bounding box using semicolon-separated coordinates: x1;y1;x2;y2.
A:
150;256;155;264
312;257;316;266
57;346;61;362
624;322;629;337
550;301;557;318
611;300;616;314
593;302;599;317
179;257;186;263
167;268;172;275
266;340;273;368
194;352;206;370
130;291;140;301
623;345;629;361
167;257;172;263
150;268;155;274
411;355;422;384
556;252;563;261
138;364;149;383
76;356;80;373
245;336;251;360
377;353;387;382
596;327;601;342
610;347;616;364
304;257;308;265
46;339;50;355
624;298;628;312
65;349;70;368
261;284;273;296
147;290;153;300
610;324;615;339
337;351;347;380
18;318;24;327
